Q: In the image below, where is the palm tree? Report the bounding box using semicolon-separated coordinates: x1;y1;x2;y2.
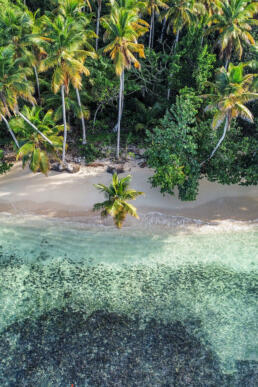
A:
39;13;96;160
14;106;63;174
93;173;144;228
102;0;148;158
0;3;43;103
199;0;215;16
165;0;205;51
209;0;258;69
0;46;53;148
144;0;168;48
201;62;258;163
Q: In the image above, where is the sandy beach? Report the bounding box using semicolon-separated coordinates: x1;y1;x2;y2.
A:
0;162;257;222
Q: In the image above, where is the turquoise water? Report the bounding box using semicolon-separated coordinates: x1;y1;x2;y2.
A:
0;214;257;384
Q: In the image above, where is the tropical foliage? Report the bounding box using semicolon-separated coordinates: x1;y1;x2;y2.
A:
0;0;257;201
93;173;144;228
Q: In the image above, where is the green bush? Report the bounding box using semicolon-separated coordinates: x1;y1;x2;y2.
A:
80;143;103;164
0;150;12;175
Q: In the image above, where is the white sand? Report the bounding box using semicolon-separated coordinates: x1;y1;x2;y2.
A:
0;162;257;221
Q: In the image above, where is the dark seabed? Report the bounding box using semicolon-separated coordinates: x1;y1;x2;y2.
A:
0;215;257;386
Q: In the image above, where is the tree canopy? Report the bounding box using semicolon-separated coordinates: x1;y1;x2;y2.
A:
0;0;257;199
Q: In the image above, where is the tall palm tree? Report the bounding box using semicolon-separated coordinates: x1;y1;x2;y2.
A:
209;0;258;69
202;62;258;163
0;46;52;148
39;13;96;160
102;0;148;158
56;0;96;145
93;173;144;228
144;0;168;48
165;0;205;51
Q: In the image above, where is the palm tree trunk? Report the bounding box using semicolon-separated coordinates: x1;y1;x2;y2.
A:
61;85;67;163
151;12;155;48
75;88;86;145
201;116;229;165
95;0;102;51
116;70;124;159
174;29;180;52
1;114;20;148
33;65;41;103
225;58;229;70
18;112;53;145
160;18;166;43
148;10;154;49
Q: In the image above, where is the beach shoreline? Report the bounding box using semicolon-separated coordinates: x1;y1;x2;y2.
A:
0;162;257;223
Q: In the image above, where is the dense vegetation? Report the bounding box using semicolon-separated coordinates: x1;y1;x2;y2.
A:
0;0;257;199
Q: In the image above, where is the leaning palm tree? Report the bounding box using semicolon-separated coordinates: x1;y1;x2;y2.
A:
14;107;63;175
102;0;148;158
209;0;258;69
93;173;144;228
201;62;258;163
0;46;53;148
39;13;96;159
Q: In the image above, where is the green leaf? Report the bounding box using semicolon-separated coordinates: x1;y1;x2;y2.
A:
30;148;41;173
39;151;49;176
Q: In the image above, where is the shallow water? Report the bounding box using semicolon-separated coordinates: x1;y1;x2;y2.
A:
0;214;257;385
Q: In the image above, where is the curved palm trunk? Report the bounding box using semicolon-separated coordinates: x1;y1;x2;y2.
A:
33;65;41;104
1;114;20;148
75;88;86;145
116;70;124;159
61;85;67;163
18;112;53;145
95;0;102;51
201;116;229;166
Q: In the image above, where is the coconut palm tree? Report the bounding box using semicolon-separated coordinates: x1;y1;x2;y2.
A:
102;0;148;158
0;3;43;102
209;0;258;69
143;0;168;48
39;13;96;160
165;0;205;51
0;46;53;148
57;0;96;144
199;0;215;16
201;62;258;163
93;173;144;228
13;106;63;174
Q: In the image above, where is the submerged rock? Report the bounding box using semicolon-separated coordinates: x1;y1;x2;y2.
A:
0;309;236;387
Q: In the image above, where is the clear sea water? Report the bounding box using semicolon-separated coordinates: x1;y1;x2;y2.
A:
0;213;257;385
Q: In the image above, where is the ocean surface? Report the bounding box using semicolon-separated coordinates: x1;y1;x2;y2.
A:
0;213;257;386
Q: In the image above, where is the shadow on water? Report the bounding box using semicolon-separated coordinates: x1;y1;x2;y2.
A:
0;256;257;385
0;309;232;386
